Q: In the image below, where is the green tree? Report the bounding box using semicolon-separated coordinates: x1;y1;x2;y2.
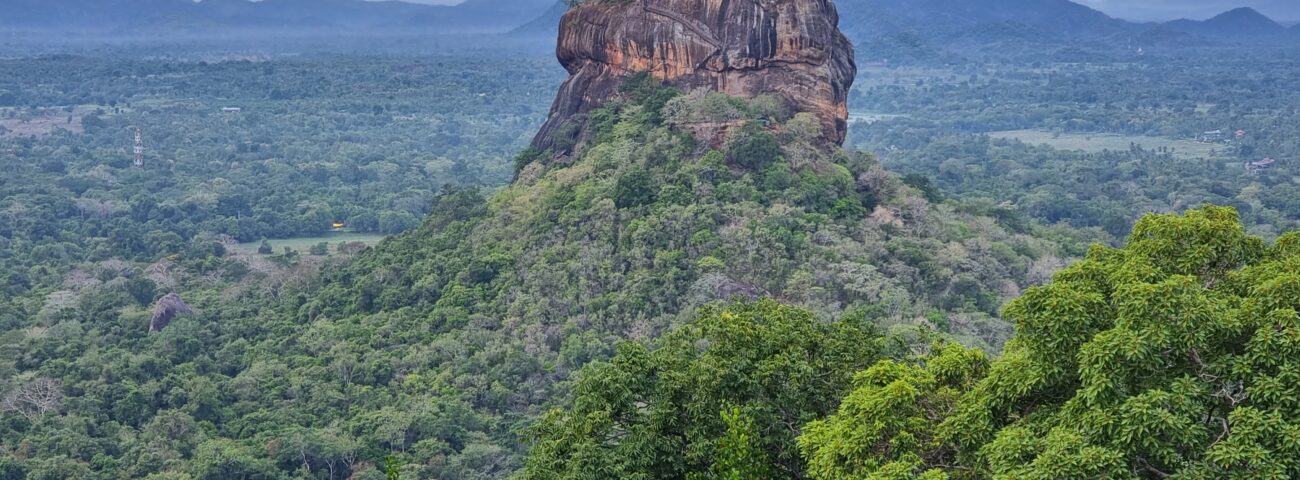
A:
613;169;656;209
711;406;770;480
800;206;1300;479
379;211;420;234
523;300;883;479
191;439;277;480
799;343;987;480
726;121;781;171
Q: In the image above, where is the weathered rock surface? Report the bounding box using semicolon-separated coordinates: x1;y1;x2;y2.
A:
149;292;194;333
532;0;856;151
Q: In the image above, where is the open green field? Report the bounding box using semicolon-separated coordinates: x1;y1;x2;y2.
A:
988;129;1224;160
848;111;909;124
232;232;389;254
855;66;968;88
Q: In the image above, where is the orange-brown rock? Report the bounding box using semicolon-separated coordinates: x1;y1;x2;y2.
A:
532;0;856;151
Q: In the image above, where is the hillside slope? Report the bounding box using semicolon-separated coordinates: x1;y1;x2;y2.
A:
508;1;566;38
0;0;1107;477
244;77;1079;475
838;0;1135;60
1165;7;1289;39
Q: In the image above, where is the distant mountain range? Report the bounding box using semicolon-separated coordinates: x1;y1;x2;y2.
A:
1164;7;1288;38
839;0;1128;42
508;1;566;38
829;0;1298;61
0;0;556;35
504;0;1297;62
4;0;1296;53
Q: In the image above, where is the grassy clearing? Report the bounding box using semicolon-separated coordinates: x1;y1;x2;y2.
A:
232;232;389;254
0;104;134;137
856;67;966;88
0;106;93;137
848;111;909;124
988;129;1224;160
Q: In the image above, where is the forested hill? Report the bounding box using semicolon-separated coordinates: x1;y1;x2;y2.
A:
2;71;1294;477
0;61;1094;476
525;206;1300;479
240;74;1084;476
1165;7;1289;38
4;0;1300;477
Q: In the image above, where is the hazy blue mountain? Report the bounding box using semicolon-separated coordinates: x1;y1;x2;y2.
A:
1;0;189;29
1164;7;1288;39
400;0;555;31
1127;25;1213;48
509;1;567;38
838;0;1131;43
836;0;1296;62
837;0;1141;60
0;0;554;35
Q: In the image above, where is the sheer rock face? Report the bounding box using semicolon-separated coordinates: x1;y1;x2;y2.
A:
532;0;856;151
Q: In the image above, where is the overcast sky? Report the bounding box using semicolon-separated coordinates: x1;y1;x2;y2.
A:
373;0;462;5
364;0;461;5
374;0;1300;22
1075;0;1300;22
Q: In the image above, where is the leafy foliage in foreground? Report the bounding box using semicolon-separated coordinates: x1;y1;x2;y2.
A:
799;206;1300;479
524;300;882;479
799;342;987;480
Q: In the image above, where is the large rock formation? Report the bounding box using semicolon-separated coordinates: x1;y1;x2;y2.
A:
532;0;856;151
149;292;194;333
